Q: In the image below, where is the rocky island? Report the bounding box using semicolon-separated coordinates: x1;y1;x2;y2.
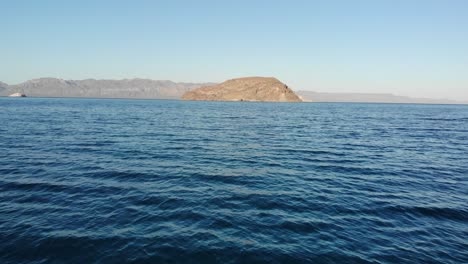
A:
181;77;302;102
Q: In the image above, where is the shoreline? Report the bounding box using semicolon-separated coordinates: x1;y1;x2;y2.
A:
1;96;467;105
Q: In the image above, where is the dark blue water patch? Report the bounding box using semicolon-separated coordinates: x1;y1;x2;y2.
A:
1;98;467;263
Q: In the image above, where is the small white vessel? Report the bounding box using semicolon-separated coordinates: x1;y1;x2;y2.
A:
8;92;27;97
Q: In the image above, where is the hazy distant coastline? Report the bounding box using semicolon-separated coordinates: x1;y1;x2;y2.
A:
296;91;467;105
0;78;213;100
1;78;466;104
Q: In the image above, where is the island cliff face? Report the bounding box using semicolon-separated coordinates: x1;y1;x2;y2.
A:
181;77;302;102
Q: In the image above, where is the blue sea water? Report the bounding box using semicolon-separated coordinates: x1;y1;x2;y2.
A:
0;98;467;264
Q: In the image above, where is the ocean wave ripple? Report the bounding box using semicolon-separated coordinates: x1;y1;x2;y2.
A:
1;98;467;263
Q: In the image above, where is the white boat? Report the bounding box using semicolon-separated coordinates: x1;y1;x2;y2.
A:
8;92;26;97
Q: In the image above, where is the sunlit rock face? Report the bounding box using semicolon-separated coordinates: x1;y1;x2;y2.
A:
182;77;302;102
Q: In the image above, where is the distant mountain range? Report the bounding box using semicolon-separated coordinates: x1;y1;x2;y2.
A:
0;81;8;93
1;78;466;104
0;78;213;99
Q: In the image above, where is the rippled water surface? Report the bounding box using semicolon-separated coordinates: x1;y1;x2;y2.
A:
1;98;467;263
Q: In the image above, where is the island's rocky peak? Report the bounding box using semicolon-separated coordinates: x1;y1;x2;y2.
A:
182;77;302;102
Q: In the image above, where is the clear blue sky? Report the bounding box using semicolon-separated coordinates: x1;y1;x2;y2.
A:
1;0;467;100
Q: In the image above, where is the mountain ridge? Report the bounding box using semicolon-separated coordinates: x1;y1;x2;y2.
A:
0;78;214;99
